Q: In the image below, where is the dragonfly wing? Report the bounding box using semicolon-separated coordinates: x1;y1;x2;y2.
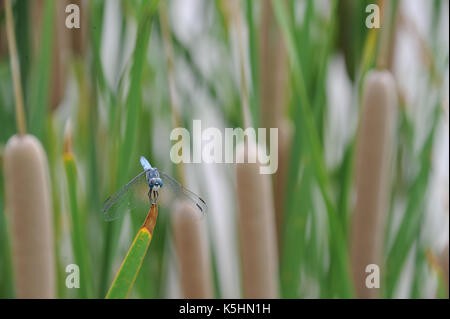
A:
159;171;207;219
102;170;150;221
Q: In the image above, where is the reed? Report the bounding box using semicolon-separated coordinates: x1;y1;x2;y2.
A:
350;70;397;298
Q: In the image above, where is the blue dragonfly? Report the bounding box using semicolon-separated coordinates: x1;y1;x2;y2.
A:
102;156;207;221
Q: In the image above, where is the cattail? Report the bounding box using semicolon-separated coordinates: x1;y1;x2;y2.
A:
351;70;397;298
172;202;213;298
236;140;279;298
4;134;55;298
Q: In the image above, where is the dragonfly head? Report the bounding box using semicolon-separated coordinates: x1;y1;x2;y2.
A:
149;177;163;191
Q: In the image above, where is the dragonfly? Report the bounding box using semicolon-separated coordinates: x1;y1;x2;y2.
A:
102;156;207;221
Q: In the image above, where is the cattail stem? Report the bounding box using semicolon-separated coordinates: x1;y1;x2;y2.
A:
4;0;27;135
4;134;55;298
351;70;397;298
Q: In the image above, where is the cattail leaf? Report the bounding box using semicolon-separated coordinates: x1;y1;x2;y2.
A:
28;0;55;141
106;205;158;299
63;150;92;298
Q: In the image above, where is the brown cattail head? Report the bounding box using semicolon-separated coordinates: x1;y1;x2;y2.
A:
171;202;213;298
4;134;55;298
236;140;279;298
351;70;397;298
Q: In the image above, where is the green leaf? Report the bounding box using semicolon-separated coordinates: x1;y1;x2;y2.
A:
63;152;93;298
28;0;54;142
106;205;158;299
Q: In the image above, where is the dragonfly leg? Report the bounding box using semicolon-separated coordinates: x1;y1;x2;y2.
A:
147;187;153;203
152;189;159;204
147;187;159;205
